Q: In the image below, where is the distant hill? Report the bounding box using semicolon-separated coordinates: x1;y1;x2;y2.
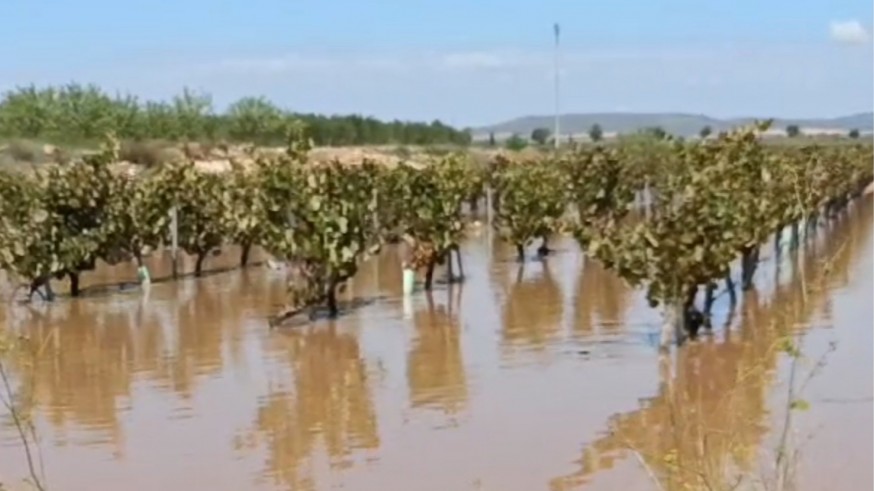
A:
475;112;873;139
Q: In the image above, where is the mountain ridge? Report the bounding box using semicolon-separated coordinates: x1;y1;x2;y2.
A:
475;111;873;138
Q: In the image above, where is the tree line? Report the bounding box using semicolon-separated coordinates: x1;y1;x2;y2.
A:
0;84;473;147
486;122;865;150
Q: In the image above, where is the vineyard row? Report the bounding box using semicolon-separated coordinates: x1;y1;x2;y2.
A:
1;123;870;346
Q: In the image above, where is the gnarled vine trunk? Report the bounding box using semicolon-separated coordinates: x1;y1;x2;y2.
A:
68;271;81;297
326;279;339;317
537;236;550;256
240;243;252;268
515;243;525;262
194;252;207;277
468;195;479;213
424;258;437;290
442;246;465;283
660;285;703;349
741;246;759;291
703;282;717;317
28;275;55;302
683;285;703;338
773;227;782;257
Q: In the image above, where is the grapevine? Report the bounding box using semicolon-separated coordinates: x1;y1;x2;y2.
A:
0;124;868;341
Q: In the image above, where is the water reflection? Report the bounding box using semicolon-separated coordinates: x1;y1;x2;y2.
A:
550;199;873;491
572;258;634;338
499;257;564;354
241;324;379;491
407;290;468;416
0;260;287;452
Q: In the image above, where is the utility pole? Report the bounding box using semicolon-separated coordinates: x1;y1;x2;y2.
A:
553;22;561;150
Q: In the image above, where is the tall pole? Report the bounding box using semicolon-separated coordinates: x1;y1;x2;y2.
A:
553;22;561;150
170;206;178;279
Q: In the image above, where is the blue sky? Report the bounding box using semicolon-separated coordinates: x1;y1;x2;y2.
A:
1;0;871;126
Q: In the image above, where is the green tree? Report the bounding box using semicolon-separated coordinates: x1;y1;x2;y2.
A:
488;132;496;147
505;134;528;151
531;127;551;145
849;128;860;139
589;124;604;142
642;126;668;140
171;88;214;140
226;97;286;143
699;126;712;139
0;83;476;147
786;125;801;138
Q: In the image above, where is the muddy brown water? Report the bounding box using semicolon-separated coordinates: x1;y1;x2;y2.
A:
0;199;871;491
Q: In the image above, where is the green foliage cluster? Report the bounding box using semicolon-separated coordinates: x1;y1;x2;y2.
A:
504;134;528;151
579;122;872;340
490;156;568;260
560;145;636;244
530;128;551;145
379;155;473;286
0;84;473;146
588;123;604;142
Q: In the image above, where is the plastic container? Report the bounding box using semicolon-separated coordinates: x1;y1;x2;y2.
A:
402;268;415;295
137;266;151;285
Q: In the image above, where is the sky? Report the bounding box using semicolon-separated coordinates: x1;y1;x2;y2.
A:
1;0;872;127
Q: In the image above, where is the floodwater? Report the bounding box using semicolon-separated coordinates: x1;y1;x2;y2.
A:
0;198;871;491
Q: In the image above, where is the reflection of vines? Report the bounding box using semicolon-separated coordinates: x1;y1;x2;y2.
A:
0;348;47;491
572;258;633;338
549;197;872;491
407;291;468;416
0;256;282;461
501;262;563;352
240;326;379;491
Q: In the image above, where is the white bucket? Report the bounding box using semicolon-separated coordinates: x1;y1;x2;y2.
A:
137;266;151;285
402;268;415;295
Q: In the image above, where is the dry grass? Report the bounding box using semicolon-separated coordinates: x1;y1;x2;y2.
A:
1;140;42;164
0;140;80;169
8;140;40;163
118;140;180;167
0;138;544;172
